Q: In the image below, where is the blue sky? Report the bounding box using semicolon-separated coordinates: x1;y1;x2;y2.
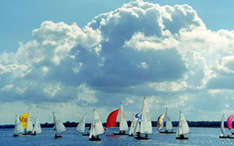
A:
0;0;234;124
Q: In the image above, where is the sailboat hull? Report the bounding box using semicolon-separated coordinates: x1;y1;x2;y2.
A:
176;137;188;140
135;136;150;140
219;136;228;138
89;136;101;141
54;135;62;139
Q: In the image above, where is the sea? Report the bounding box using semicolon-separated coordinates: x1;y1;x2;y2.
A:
0;127;233;146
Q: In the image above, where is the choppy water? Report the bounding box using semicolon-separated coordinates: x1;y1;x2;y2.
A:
0;127;233;146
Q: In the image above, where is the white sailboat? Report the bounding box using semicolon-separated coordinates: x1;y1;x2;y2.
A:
135;97;152;140
53;112;66;138
76;113;88;136
176;111;190;140
115;104;128;135
129;113;137;136
89;108;104;141
219;113;228;138
32;118;42;135
13;115;24;136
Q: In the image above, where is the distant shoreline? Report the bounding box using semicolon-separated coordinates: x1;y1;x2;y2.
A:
0;121;226;129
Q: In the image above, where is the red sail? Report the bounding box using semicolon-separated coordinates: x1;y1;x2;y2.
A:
105;109;120;128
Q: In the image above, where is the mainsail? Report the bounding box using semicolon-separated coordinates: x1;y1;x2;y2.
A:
89;108;104;138
76;113;87;133
220;113;225;136
176;112;190;136
119;104;128;131
26;113;33;133
129;113;137;135
165;108;173;131
139;97;152;134
32;118;42;134
14;115;24;135
53;112;66;135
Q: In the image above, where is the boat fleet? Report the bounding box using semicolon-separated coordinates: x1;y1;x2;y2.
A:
13;97;234;141
12;97;194;141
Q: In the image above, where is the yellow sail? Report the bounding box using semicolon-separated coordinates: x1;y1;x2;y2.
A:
19;112;29;129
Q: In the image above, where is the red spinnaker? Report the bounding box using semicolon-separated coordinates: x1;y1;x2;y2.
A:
105;109;120;128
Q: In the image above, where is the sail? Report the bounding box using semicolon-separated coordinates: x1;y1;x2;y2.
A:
105;109;120;128
76;113;86;133
139;98;152;134
129;113;137;135
220;114;225;136
157;113;165;130
119;104;128;131
177;112;190;136
53;112;66;134
14;115;24;135
33;118;42;134
19;112;29;130
227;114;234;130
133;113;142;135
165;119;173;131
90;108;104;137
26;114;33;132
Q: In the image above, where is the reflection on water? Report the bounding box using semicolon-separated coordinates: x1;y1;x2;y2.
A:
0;127;233;146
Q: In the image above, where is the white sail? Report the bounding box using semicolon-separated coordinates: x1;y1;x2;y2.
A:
166;119;173;131
119;104;128;131
89;108;104;138
32;118;42;134
165;108;173;131
220;113;225;136
14;115;24;135
76;113;86;133
26;113;34;132
129;113;137;135
139;97;152;134
53;112;66;135
176;112;190;136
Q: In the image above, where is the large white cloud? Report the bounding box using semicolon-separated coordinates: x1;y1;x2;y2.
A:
0;0;234;122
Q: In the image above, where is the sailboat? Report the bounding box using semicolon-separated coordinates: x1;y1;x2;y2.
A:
53;112;66;139
32;118;42;136
135;97;152;140
129;113;138;136
157;107;175;134
89;108;104;141
105;104;128;135
176;111;190;140
226;114;234;138
13;115;24;136
76;112;89;136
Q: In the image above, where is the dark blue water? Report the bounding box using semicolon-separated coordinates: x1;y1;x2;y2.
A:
0;128;233;146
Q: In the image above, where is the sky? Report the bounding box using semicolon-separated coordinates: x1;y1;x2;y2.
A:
0;0;234;124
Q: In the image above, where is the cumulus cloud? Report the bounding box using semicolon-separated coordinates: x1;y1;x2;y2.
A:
1;0;234;121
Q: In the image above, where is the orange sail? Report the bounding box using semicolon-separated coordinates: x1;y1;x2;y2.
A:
105;109;120;128
19;112;29;129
